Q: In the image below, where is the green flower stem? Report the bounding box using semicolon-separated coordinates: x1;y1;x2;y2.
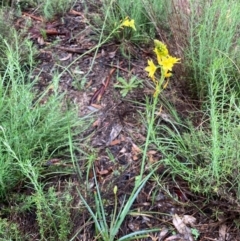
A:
138;68;165;183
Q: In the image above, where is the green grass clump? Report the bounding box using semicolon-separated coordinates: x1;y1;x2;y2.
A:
186;0;240;100
77;167;160;241
0;217;24;241
152;35;240;201
147;0;240;202
19;179;73;240
0;10;90;239
40;0;75;20
0;10;35;73
5;0;74;20
101;0;153;42
0;70;82;197
89;0;170;56
155;92;240;198
0;29;89;199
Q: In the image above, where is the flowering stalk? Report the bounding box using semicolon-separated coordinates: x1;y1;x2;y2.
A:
145;40;180;93
137;41;180;179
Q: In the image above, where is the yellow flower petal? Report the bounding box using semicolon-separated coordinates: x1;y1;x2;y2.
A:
121;17;136;31
145;59;157;80
164;71;172;78
159;56;181;72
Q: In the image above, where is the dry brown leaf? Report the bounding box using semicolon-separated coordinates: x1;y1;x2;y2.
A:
22;12;43;21
131;143;142;154
96;169;109;175
69;9;84;16
109;139;122;146
108;50;117;58
119;147;127;153
90;103;102;109
59;53;72;61
92;119;101;127
148;150;157;155
148;153;155;164
132;155;139;161
131;143;141;161
37;36;45;45
101;49;106;57
173;214;188;234
165;234;182;240
182;215;196;227
219;224;227;241
128;222;140;232
158;227;169;240
147;150;158;164
172;214;194;241
45;158;61;166
85;79;93;88
107;123;123;145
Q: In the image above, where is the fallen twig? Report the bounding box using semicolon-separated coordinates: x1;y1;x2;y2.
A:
22;12;44;22
104;63;129;73
69;9;85;17
54;46;89;54
90;62;123;104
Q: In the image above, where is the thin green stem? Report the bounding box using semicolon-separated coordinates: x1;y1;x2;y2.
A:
138;72;165;184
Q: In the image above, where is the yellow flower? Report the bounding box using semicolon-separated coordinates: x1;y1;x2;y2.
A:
164;71;172;78
145;59;157;80
159;56;181;72
121;17;136;31
154;40;169;63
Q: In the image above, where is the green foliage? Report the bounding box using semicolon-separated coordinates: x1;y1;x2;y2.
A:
77;42;168;240
77;168;159;241
142;0;171;31
0;218;24;241
13;156;74;240
0;74;81;197
72;75;88;91
1;0;240;238
153;63;240;198
186;0;240;100
0;5;88;238
0;10;35;72
89;0;169;50
41;0;74;20
114;76;142;97
146;0;240;204
33;186;73;241
12;0;74;20
0;26;89;198
191;228;200;240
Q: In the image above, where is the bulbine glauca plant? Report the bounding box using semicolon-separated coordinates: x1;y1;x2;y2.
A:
138;40;180;179
145;40;180;96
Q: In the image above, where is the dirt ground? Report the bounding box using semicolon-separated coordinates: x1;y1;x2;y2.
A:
8;1;240;240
